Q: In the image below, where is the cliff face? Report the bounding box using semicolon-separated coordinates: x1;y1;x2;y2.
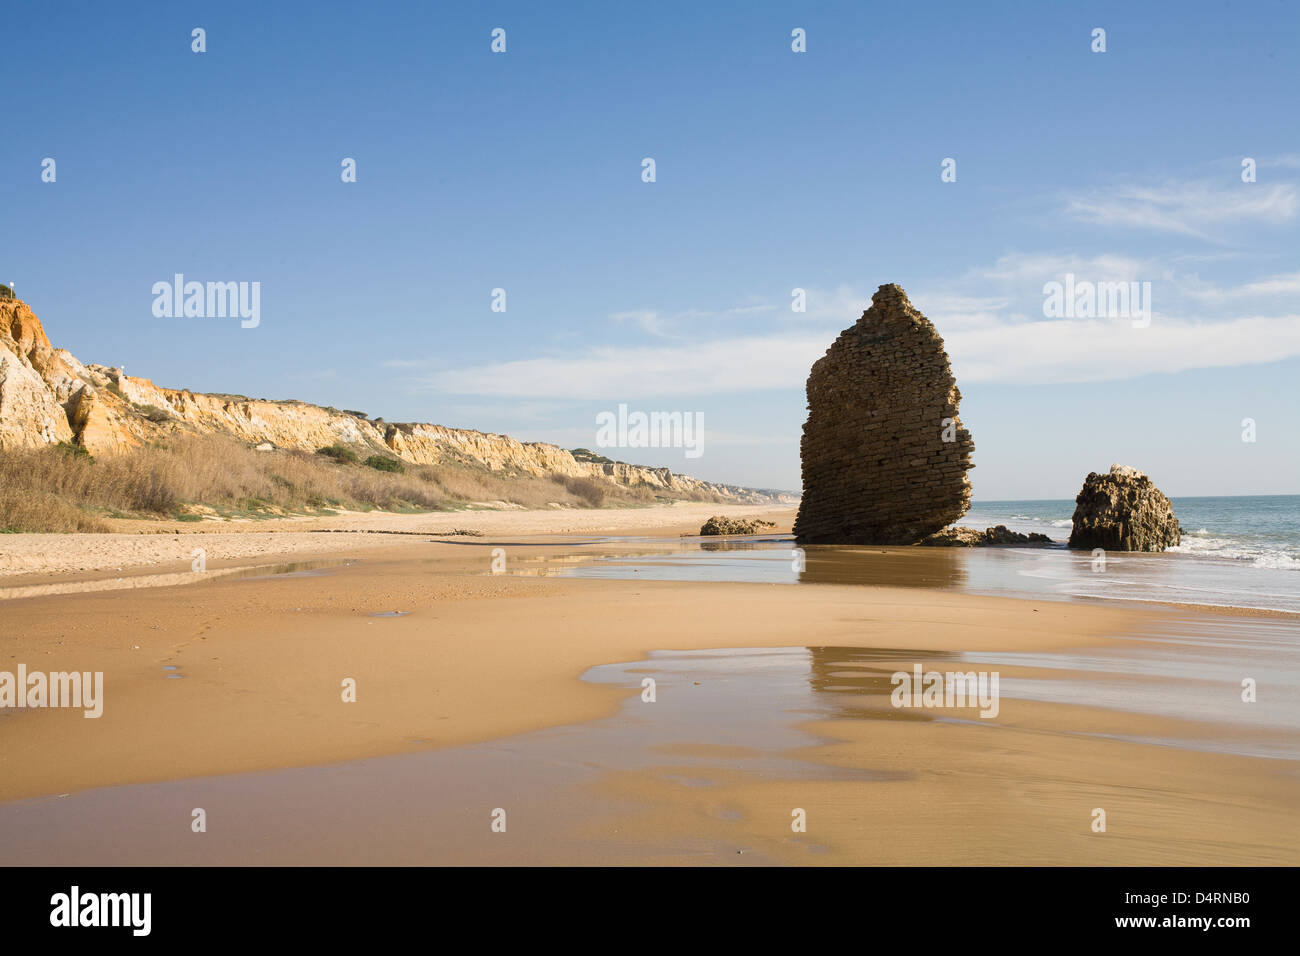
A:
0;298;792;505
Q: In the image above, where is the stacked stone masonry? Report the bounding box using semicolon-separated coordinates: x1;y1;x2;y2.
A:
794;284;975;544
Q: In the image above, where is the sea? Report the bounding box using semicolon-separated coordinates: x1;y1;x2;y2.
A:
558;495;1300;615
960;495;1300;613
967;495;1300;572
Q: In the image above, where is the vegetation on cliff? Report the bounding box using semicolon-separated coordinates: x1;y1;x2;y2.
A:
0;434;704;533
0;296;793;522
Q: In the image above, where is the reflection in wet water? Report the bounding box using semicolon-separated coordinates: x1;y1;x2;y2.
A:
622;641;1300;757
580;647;907;778
222;558;356;581
3;630;1295;865
799;548;967;589
806;646;958;721
548;535;1300;614
0;557;362;602
0;645;918;866
547;536;970;589
697;537;788;552
202;531;1297;616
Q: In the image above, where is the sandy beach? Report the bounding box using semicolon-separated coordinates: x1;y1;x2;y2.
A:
7;5;1300;936
2;503;1296;865
0;502;790;582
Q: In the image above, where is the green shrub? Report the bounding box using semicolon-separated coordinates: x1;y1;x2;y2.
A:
571;447;614;464
364;455;404;474
316;444;358;464
56;442;95;463
0;285;14;301
564;476;607;507
134;404;173;423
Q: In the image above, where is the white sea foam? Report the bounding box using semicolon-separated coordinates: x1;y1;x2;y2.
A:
1168;534;1300;570
1253;552;1300;570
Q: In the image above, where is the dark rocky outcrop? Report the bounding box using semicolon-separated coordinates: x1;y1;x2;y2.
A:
699;516;777;536
920;525;1052;547
1067;465;1180;552
793;284;975;544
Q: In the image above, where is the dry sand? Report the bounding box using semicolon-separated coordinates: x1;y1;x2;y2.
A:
1;503;1296;864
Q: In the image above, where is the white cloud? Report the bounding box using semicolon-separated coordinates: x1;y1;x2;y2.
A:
970;252;1152;284
610;310;668;336
936;253;1300;323
404;311;1300;397
1189;270;1300;299
947;313;1300;385
1063;181;1297;237
408;335;831;399
537;426;794;449
399;243;1300;398
794;284;871;321
608;302;778;338
1239;272;1300;295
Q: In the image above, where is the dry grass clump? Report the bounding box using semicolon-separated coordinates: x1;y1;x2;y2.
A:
0;484;112;533
553;474;606;507
0;435;685;532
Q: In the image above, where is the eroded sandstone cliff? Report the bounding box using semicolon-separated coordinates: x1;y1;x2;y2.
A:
0;298;790;505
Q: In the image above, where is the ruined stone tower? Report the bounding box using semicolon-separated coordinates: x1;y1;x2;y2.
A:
793;284;974;545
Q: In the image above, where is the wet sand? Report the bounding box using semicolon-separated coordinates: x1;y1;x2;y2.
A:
1;507;1297;864
0;502;793;581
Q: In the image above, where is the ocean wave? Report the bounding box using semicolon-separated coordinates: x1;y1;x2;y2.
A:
1253;552;1300;570
1168;535;1300;570
993;513;1074;527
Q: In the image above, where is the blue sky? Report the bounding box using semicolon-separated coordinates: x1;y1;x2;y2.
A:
4;0;1298;497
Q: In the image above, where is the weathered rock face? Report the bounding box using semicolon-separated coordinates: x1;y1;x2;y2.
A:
698;516;777;536
919;525;1051;547
0;297;794;504
0;298;77;448
793;284;975;544
1068;465;1181;552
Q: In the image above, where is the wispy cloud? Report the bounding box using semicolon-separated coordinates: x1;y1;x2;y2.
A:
1063;180;1296;237
970;252;1152;284
608;302;778;338
1188;270;1300;299
947;313;1300;385
396;243;1300;398
407;335;831;399
538;426;794;449
939;252;1299;321
402;311;1300;397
